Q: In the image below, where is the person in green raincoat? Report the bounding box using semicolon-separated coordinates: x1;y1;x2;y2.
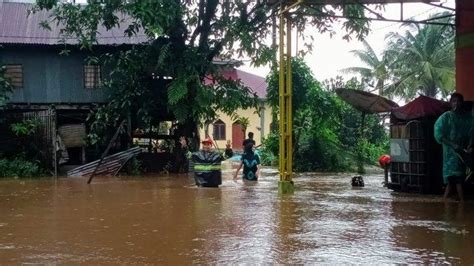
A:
434;93;473;202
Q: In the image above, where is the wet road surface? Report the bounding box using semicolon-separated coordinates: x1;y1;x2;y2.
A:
1;164;473;264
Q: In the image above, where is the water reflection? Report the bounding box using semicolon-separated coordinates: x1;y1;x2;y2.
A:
389;198;474;264
0;164;473;264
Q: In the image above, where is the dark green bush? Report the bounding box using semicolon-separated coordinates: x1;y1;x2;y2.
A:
259;132;279;166
0;157;43;178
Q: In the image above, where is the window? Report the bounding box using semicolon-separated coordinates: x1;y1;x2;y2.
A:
4;65;23;89
213;119;226;140
84;65;101;89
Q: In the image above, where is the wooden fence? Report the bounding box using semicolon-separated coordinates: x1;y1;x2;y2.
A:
22;108;57;175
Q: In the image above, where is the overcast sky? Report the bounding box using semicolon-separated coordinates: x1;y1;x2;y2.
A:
240;0;455;85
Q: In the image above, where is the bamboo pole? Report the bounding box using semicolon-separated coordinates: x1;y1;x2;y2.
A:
87;120;126;184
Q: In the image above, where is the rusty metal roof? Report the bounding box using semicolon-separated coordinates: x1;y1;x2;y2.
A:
0;2;149;46
204;68;268;99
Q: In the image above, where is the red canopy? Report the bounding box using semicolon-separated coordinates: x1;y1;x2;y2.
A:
391;95;450;120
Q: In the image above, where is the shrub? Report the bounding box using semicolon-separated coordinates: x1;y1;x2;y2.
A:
259;133;279;166
0;157;43;178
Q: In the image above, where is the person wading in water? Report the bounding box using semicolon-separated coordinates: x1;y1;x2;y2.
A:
191;137;226;187
242;131;256;149
434;93;473;202
233;143;261;182
224;140;234;158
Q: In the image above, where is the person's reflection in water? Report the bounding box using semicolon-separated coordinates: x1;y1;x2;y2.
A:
443;201;465;222
441;202;469;261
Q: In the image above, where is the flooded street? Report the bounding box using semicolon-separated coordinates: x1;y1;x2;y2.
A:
1;163;473;264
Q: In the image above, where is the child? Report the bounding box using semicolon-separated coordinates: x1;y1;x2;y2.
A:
233;143;260;181
224;140;234;158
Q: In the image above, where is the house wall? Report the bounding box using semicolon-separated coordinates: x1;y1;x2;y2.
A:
198;102;273;151
0;47;107;103
456;0;474;102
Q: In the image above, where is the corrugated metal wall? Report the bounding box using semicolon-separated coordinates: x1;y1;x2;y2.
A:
0;48;108;103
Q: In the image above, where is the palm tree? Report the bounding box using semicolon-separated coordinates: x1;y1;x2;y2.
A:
341;40;389;95
384;12;455;100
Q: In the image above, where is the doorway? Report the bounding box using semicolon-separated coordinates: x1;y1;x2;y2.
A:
232;122;244;150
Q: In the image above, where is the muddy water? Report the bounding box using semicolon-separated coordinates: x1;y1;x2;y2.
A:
1;163;473;264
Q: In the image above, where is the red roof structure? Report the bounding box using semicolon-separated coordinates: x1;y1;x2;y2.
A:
0;2;149;46
391;95;450;120
204;68;268;99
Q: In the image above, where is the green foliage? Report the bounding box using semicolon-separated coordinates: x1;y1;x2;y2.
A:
126;157;143;176
359;137;389;164
5;119;50;174
158;139;175;153
341;40;389;95
295;133;352;172
85;47;154;146
326;77;389;169
384;12;455;100
10;119;41;137
267;58;346;171
0;64;12;109
260;132;279;166
0;157;43;178
339;12;455;101
266;60;388;172
34;1;371;145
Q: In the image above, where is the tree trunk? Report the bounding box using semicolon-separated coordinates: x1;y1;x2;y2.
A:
376;80;384;96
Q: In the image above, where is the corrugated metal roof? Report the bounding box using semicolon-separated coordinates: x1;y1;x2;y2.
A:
0;2;149;45
205;69;268;99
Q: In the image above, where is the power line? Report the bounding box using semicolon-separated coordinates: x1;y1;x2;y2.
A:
371;6;441;32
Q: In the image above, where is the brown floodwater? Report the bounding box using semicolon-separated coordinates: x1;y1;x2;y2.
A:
1;162;473;264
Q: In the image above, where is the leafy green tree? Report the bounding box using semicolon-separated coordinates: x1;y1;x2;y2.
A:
35;1;371;150
0;65;12;109
384;12;455;100
324;76;389;172
341;40;389;95
264;64;389;172
267;58;351;171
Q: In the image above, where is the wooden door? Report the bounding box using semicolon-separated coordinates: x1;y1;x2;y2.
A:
232;123;244;150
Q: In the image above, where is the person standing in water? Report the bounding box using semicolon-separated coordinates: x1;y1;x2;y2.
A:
434;93;473;202
191;137;225;187
224;140;234;158
233;143;260;181
242;131;256;148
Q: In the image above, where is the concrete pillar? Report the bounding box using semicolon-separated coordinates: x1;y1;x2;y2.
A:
456;0;474;101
